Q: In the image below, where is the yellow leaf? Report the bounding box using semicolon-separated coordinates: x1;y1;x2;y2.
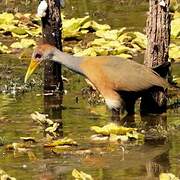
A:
72;169;94;180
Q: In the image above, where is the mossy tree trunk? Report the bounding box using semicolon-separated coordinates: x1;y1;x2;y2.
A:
41;0;63;92
140;0;171;114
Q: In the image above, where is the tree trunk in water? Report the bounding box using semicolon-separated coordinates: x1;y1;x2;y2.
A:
41;0;63;92
40;0;63;138
140;0;170;114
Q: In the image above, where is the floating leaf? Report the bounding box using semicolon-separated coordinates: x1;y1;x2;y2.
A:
90;134;109;142
20;137;36;143
90;38;108;46
11;27;27;35
26;27;41;37
116;53;132;59
10;38;36;49
52;145;72;154
10;42;23;49
132;37;147;49
90;123;136;136
31;111;53;125
127;131;144;141
44;137;78;147
159;173;179;180
0;12;15;25
72;169;93;180
169;43;180;61
118;33;135;42
45;122;59;133
96;29;121;40
169;0;179;12
0;42;11;54
114;45;135;55
6;142;31;151
81;20;111;31
63;16;90;32
74;47;97;56
0;169;16;180
62;30;82;39
171;17;180;38
11;33;28;38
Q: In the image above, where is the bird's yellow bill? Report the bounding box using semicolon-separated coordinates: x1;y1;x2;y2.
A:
24;58;41;83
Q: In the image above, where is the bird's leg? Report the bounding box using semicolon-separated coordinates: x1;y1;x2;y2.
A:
111;108;120;122
125;99;136;115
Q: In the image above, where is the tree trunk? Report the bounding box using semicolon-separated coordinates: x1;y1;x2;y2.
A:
40;0;63;138
140;0;170;114
41;0;63;92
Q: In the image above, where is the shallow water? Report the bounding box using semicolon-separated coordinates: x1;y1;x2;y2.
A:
0;0;180;179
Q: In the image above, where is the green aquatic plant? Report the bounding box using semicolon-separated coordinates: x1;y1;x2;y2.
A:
0;12;179;62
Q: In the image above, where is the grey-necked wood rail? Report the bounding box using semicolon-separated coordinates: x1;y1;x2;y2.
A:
25;44;167;119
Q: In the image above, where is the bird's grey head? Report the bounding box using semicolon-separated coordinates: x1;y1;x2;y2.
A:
24;44;56;83
32;44;55;62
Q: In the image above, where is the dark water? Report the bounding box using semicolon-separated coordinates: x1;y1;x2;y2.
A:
0;0;180;179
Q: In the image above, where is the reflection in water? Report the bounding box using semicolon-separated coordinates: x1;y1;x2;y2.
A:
44;93;64;137
146;150;170;179
141;114;168;144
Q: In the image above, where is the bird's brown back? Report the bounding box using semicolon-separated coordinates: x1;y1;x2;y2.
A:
80;56;167;92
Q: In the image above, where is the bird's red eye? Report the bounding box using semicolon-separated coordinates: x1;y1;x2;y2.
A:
35;53;42;59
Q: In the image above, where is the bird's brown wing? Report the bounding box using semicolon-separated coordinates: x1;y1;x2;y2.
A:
102;57;167;92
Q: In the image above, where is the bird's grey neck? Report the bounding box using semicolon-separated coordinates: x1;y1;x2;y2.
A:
52;50;84;75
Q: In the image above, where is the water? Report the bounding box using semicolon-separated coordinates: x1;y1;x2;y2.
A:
0;0;180;179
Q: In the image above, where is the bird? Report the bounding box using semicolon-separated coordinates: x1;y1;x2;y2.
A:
25;43;167;120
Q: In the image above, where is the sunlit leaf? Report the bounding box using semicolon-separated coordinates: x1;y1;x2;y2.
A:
171;17;180;38
131;37;147;49
45;122;59;133
31;111;53;125
62;30;82;39
169;0;179;12
114;45;135;55
10;38;36;49
90;123;136;136
0;12;16;25
0;24;16;32
44;137;78;147
159;173;179;180
63;16;90;33
0;42;11;54
74;47;97;56
127;131;145;141
116;53;133;59
26;27;41;37
11;27;27;35
6;142;31;151
90;38;108;46
72;169;94;180
81;20;111;31
90;134;109;142
96;29;123;40
0;169;16;180
52;145;72;154
118;33;135;42
169;43;180;61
